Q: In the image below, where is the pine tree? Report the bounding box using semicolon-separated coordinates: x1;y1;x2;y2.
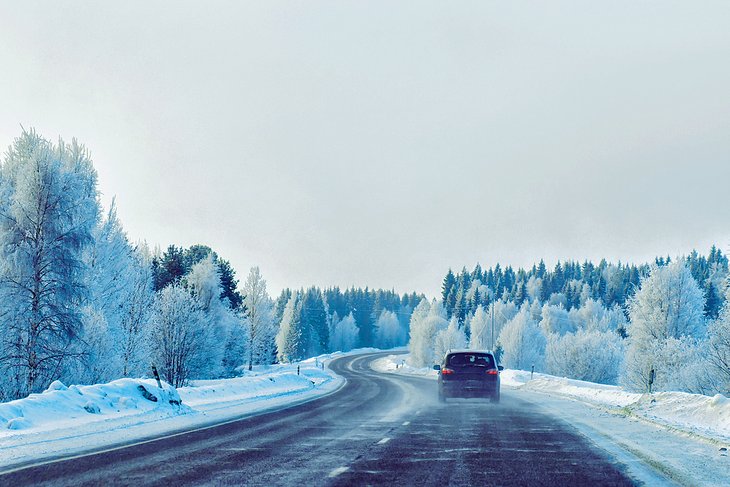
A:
442;269;456;315
275;292;307;363
454;286;468;325
301;287;328;355
242;267;275;370
704;282;722;320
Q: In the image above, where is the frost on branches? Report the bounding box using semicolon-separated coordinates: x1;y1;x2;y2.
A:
0;130;99;399
497;306;546;371
622;261;706;392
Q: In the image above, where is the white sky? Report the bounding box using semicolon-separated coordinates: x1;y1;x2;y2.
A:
1;1;729;298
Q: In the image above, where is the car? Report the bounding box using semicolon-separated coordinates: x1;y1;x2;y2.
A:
434;350;503;403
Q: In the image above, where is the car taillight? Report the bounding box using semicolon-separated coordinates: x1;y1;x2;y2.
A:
486;369;499;375
441;368;454;375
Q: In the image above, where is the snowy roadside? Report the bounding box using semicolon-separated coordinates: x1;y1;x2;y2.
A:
372;354;730;444
0;351;366;471
372;353;730;487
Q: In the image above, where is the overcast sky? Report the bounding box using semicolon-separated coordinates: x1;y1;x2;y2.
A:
1;1;729;298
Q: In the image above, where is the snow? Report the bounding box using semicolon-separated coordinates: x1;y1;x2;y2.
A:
0;378;187;433
0;352;354;470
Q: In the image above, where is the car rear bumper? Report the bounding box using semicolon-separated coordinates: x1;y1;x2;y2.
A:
440;380;499;397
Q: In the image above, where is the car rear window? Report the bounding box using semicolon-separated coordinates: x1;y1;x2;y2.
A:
447;353;495;368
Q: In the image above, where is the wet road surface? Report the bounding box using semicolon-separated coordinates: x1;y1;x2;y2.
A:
1;352;642;486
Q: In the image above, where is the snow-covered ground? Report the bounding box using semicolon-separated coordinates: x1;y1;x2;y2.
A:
0;352;362;470
372;354;730;486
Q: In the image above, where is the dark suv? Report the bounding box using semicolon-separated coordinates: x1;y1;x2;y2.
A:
434;350;503;403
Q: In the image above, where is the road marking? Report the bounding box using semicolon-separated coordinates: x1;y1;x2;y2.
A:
415;410;422;415
377;437;390;445
402;421;410;426
328;466;349;478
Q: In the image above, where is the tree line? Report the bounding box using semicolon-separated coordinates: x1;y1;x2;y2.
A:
0;130;420;400
272;287;422;363
411;252;730;395
441;250;728;326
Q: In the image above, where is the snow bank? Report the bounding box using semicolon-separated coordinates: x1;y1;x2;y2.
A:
502;371;641;408
370;354;438;378
0;379;186;433
0;354;342;443
182;365;333;410
373;353;730;443
504;371;730;441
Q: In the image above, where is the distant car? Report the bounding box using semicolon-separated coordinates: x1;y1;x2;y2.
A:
434;350;503;403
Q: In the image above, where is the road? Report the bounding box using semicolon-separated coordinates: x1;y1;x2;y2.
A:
2;352;645;486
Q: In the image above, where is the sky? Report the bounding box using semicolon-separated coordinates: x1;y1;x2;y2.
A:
1;1;729;298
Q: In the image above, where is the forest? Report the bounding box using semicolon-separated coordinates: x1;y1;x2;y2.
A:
1;129;728;402
408;252;730;395
0;130;419;400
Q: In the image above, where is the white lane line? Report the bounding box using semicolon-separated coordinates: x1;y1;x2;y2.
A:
328;466;350;478
377;437;390;445
402;421;410;426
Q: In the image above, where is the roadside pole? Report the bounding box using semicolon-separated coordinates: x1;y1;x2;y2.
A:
151;364;163;389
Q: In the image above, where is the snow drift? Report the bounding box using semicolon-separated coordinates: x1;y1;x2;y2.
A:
0;378;186;432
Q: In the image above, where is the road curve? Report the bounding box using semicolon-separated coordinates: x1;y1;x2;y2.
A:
1;352;642;486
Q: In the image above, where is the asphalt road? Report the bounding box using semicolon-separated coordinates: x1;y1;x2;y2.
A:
1;352;641;486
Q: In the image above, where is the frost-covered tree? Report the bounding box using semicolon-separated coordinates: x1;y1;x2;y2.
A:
569;298;626;333
276;292;308;363
546;329;624;384
74;307;116;384
0;130;100;398
330;312;359;352
242;266;275;370
407;298;431;367
118;244;155;377
75;203;155;383
491;300;519;340
540;303;575;335
434;317;467;360
626;261;705;341
468;305;491;350
147;284;208;387
707;294;730;394
622;262;706;392
408;299;447;367
498;306;546;371
374;310;405;349
186;255;243;377
301;288;328;356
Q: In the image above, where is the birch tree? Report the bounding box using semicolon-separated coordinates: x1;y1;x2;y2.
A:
147;284;208;387
0;130;100;398
242;266;275;370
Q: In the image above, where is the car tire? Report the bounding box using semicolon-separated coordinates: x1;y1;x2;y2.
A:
490;391;500;404
438;391;447;403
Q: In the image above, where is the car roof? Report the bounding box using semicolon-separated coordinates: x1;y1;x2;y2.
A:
445;349;494;355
